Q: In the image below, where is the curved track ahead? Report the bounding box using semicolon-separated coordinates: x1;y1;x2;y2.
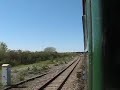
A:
38;57;80;90
4;56;81;90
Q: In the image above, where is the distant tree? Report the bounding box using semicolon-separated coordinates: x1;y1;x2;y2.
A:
0;42;8;52
0;42;8;61
44;47;57;52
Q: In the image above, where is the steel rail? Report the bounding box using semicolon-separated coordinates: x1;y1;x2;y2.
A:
38;57;80;90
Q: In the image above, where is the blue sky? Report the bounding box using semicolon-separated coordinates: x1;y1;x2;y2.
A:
0;0;83;52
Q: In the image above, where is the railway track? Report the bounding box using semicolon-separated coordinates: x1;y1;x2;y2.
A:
4;56;80;90
38;57;80;90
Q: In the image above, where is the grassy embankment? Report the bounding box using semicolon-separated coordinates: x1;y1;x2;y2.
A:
0;55;77;89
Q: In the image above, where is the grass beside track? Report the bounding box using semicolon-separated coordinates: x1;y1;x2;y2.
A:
0;56;76;89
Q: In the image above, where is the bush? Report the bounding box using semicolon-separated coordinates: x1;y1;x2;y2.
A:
0;48;78;67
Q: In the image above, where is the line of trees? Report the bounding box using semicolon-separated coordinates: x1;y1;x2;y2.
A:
0;42;76;66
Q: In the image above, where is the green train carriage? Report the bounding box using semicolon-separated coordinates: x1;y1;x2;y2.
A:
82;0;120;90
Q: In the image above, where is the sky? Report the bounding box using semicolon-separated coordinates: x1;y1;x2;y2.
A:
0;0;83;52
